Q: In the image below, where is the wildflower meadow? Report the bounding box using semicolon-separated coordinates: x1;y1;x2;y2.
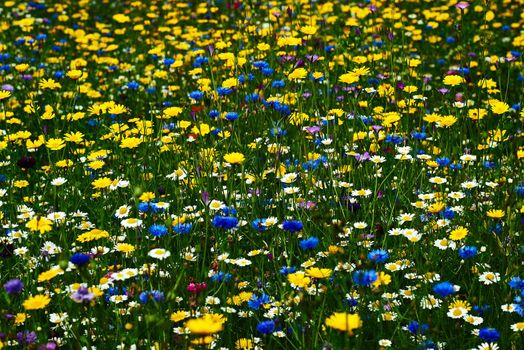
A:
0;0;524;349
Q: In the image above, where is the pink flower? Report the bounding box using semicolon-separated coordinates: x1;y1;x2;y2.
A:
455;2;469;10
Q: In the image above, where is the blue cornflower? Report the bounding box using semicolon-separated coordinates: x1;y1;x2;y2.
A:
352;270;378;286
509;277;524;290
127;81;139;90
271;80;285;88
407;321;429;335
269;124;286;137
483;161;496;169
209;110;220;118
279;266;297;275
478;327;500;342
257;320;275;334
282;220;303;232
261;67;274;76
149;224;168;237
163;58;175;67
436;157;451;167
139;290;164;304
252;60;269;69
251;218;267;231
433;281;456;298
449;163;462;170
173;223;192;234
192;56;208;67
458;246;478;259
139;291;149;304
411;131;427;140
211;272;232;283
245;93;259;103
189;90;203;100
138;202;150;212
299;237;319;250
217;87;232;96
248;293;270;310
440;208;455;219
221;207;237;216
212;215;239;229
70;253;90;266
367;249;389;263
225;112;239;121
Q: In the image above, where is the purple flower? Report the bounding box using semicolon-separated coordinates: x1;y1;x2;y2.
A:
355;152;370;162
71;286;95;303
305;55;319;62
4;279;24;294
306;126;321;134
16;331;37;345
1;84;13;92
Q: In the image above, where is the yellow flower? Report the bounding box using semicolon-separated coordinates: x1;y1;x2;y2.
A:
26;217;53;234
305;267;333;279
468;108;487;121
449;299;472;311
288;68;308;81
77;229;110;243
0;90;11;100
427;202;445;213
13;180;29;188
120;137;143;149
490;100;509;115
224;152;245;164
116;243;135;254
449;226;468;241
222;77;238;89
113;13;131;23
436;115;457;128
64;131;84;143
108;104;127;115
287;271;311;288
339;72;359;84
372;272;392;288
443;75;465;86
235;338;254;349
14;313;28;325
66;69;83;80
39;78;62;90
288;112;309;126
300;25;318;35
38;266;64;282
191;336;214;346
170;310;190;322
162;106;183;118
486;209;504;219
46;138;66;151
91;177;112;189
139;191;156;201
23;294;51;310
325;312;362;336
185;313;226;334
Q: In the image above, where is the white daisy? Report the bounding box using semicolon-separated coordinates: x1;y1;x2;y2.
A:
478;272;500;285
148;248;171;260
